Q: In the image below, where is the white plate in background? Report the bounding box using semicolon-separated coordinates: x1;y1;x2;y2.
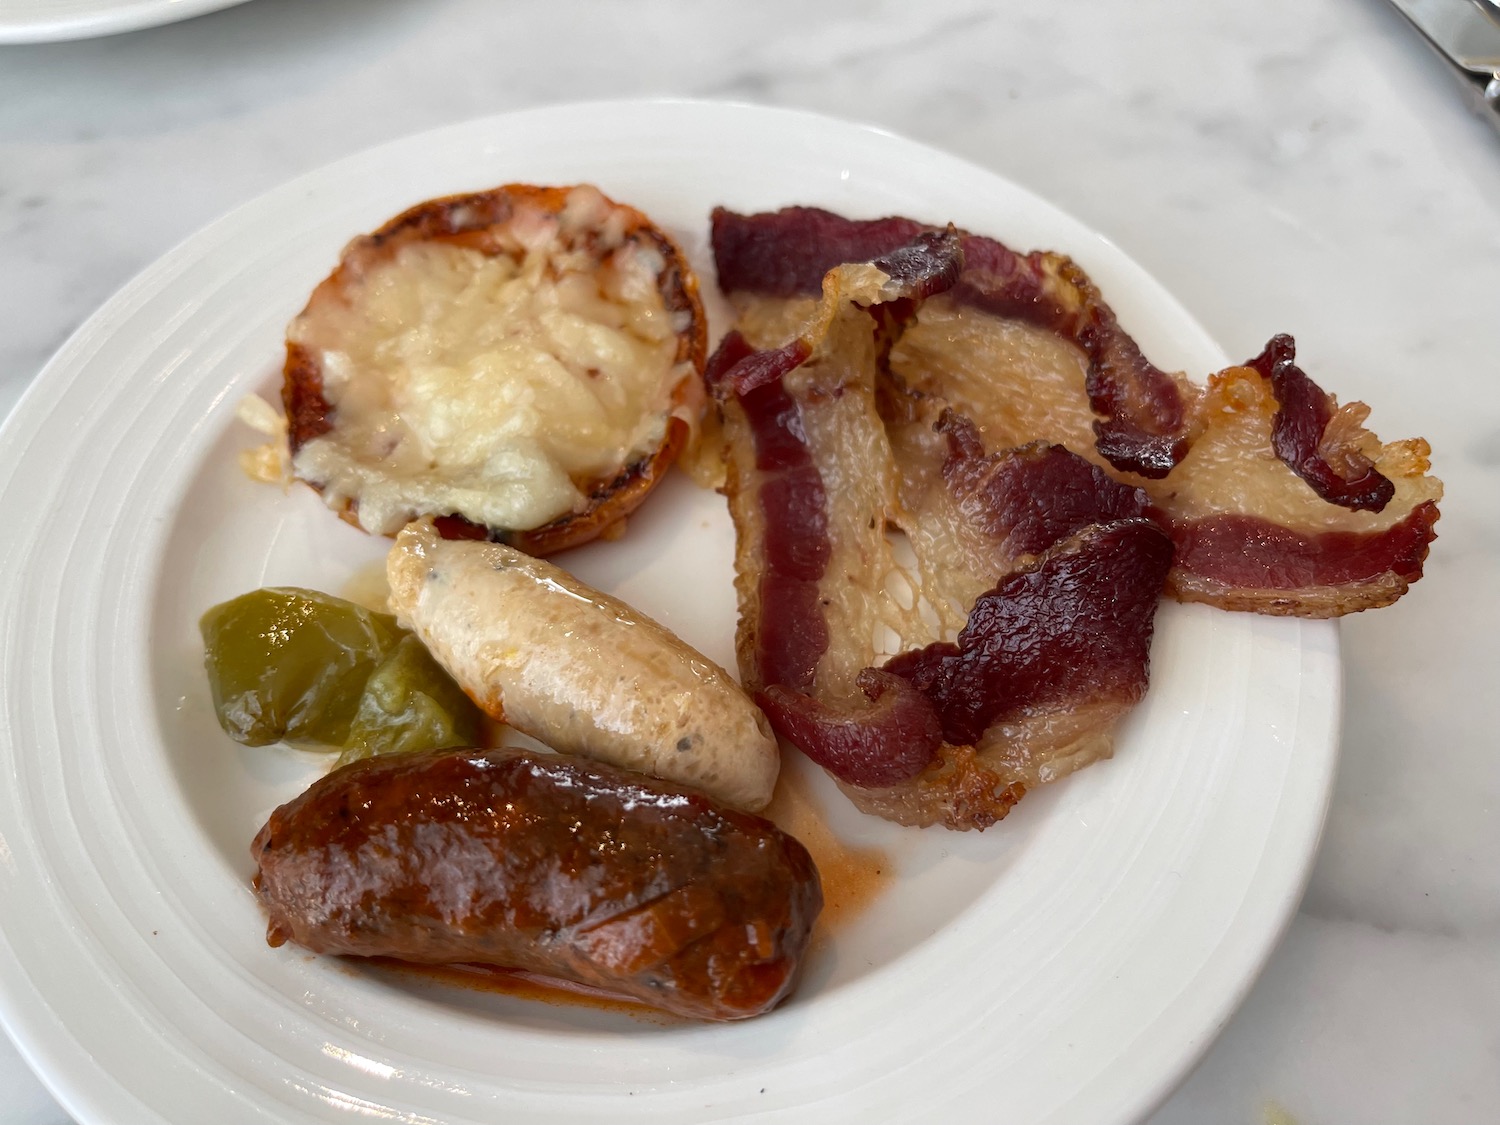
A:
0;0;248;43
0;100;1339;1125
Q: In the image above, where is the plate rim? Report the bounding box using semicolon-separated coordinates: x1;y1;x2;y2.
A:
0;97;1342;1125
0;0;250;44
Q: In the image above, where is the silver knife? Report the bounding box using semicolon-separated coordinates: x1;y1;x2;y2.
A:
1388;0;1500;134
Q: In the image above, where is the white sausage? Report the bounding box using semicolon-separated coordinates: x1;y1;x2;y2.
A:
386;518;779;810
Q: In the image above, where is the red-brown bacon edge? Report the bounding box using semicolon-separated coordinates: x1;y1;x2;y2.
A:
883;519;1175;747
712;205;1188;478
757;518;1174;791
757;670;944;789
1247;334;1395;513
935;412;1153;559
705;331;824;690
710;227;1175;795
1166;503;1439;615
706;232;965;786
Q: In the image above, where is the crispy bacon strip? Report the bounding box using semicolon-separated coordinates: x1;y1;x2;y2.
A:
876;392;1154;635
1150;362;1440;616
883;520;1173;747
755;517;1173;813
713;206;1443;829
710;335;825;689
714;233;1173;829
713;208;925;298
1168;502;1440;615
712;237;961;803
870;228;965;303
711;233;963;704
935;413;1151;560
756;670;942;788
909;389;1433;617
713;206;1441;618
1248;334;1395;512
712;206;1189;477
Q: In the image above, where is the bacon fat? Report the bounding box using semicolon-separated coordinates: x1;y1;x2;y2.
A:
713;206;1191;478
712;232;1174;829
710;205;1442;830
883;520;1174;747
756;670;943;789
1249;334;1395;512
714;206;1441;619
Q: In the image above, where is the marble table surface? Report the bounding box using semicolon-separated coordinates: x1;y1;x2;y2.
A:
1;0;1496;1121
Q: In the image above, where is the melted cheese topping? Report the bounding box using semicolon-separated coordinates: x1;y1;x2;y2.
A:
290;189;691;534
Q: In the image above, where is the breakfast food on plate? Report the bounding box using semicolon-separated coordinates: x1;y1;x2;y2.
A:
282;183;708;554
705;208;1442;828
1144;336;1440;615
228;188;1443;1017
711;206;1441;616
387;517;780;811
252;746;822;1021
201;587;482;762
707;230;1175;829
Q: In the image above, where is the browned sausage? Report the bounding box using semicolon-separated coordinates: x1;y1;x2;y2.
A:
251;747;822;1021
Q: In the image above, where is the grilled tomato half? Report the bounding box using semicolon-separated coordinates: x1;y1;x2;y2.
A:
282;183;707;554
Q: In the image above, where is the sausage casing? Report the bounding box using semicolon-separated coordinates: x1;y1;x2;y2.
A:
386;517;781;810
251;747;822;1021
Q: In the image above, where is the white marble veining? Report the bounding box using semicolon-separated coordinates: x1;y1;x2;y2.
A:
2;0;1497;1121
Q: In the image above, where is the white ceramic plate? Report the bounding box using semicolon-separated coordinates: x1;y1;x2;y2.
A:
0;0;247;43
0;101;1339;1125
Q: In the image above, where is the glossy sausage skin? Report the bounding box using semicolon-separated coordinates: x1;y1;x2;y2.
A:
251;747;822;1021
387;518;781;812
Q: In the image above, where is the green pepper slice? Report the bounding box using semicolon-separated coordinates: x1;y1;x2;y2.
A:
338;633;483;764
200;586;482;758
